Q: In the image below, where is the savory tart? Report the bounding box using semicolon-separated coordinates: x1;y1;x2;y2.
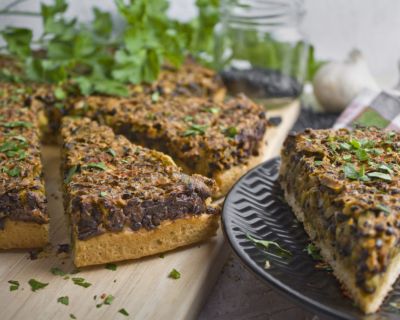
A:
0;89;48;249
139;59;226;102
61;117;219;267
16;59;226;138
280;127;400;314
71;94;268;197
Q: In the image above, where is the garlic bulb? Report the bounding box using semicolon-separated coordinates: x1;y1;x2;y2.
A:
313;50;379;112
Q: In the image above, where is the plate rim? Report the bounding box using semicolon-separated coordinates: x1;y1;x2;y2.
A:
221;156;360;320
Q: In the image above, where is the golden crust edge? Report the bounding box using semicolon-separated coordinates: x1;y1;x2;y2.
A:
213;131;269;198
73;213;219;267
0;219;49;249
280;180;400;314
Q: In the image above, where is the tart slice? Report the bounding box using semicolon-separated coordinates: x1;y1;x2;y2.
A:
0;92;48;249
280;127;400;314
61;117;220;267
72;94;268;197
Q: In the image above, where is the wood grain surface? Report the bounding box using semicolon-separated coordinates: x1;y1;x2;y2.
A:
0;100;300;320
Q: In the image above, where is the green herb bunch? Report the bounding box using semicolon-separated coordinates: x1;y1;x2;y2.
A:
0;0;220;96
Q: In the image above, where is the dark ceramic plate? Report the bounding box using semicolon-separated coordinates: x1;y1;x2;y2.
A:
222;157;400;320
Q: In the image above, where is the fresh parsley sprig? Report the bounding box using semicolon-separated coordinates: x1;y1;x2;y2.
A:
0;0;220;96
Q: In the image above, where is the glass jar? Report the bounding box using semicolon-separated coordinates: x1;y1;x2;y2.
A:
214;0;309;106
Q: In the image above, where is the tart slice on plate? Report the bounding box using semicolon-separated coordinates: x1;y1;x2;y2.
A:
71;94;268;197
280;127;400;314
0;90;48;249
61;117;220;267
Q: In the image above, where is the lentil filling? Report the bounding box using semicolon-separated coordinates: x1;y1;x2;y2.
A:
61;117;219;240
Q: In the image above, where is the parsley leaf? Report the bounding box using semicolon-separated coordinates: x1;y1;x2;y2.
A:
106;148;116;157
367;171;392;182
305;243;323;260
168;269;181;279
105;263;117;271
182;124;208;137
28;279;48;292
119;308;129;316
223;126;238;138
85;162;108;171
2;121;32;128
72;277;91;288
376;204;391;215
57;296;69;306
246;234;292;257
104;294;115;305
51;267;66;276
64;165;78;184
8;280;20;291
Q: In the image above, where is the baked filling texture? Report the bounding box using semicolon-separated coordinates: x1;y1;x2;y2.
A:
70;94;268;196
61;117;220;266
24;59;227;137
280;127;400;314
0;88;48;249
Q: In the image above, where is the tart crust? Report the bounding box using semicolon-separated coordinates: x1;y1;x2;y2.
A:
0;219;48;249
74;214;219;267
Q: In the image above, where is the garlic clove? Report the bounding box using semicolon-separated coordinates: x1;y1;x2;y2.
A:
313;49;379;113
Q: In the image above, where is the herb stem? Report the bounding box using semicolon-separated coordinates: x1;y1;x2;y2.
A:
0;10;41;17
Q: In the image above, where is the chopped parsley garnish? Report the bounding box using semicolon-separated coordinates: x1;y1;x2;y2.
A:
99;191;108;197
85;162;108;171
8;280;20;291
2;166;20;177
105;263;117;271
54;87;67;100
51;267;66;276
343;163;369;181
57;296;69;306
65;165;78;184
223;126;238;138
0;137;28;161
205;107;219;114
339;142;351;151
28;279;48;292
159;253;165;258
314;160;323;166
106;148;116;157
119;308;130;316
151;91;160;102
305;243;323;260
367;171;392;182
246;234;292;257
342;154;352;161
168;269;181;279
72;277;91;288
376;204;391;215
377;163;393;174
1;121;32;128
104;294;115;305
182;124;208;137
183;115;194;123
70;314;77;319
96;294;115;308
355;149;368;161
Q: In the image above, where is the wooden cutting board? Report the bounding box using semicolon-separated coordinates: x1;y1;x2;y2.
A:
0;100;300;320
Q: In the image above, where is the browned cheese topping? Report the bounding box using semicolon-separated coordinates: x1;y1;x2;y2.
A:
61;117;219;240
0;89;48;228
71;94;267;178
281;127;400;294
